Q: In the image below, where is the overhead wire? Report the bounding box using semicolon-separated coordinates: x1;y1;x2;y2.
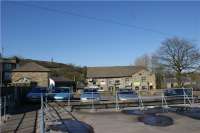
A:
13;2;174;37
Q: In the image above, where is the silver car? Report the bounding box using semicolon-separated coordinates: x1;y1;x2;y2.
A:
117;89;138;101
80;89;101;102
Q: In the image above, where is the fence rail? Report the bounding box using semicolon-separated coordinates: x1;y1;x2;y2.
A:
0;94;15;125
37;88;199;132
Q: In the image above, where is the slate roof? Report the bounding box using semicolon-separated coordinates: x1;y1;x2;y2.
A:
12;62;50;72
87;66;145;78
0;57;19;63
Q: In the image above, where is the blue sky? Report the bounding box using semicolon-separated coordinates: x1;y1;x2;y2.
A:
1;1;200;66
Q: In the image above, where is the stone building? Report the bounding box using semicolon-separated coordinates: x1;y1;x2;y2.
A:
87;66;156;91
12;62;50;87
132;69;156;90
0;57;19;86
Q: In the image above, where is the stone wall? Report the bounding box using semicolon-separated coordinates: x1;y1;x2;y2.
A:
87;69;156;91
87;76;134;91
12;72;49;87
132;70;156;90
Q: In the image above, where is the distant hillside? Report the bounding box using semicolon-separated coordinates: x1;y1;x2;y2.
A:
19;59;86;81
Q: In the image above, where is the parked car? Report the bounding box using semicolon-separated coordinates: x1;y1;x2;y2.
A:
80;88;101;102
117;89;138;101
48;87;73;101
26;87;47;102
164;88;192;97
98;87;104;92
86;86;104;92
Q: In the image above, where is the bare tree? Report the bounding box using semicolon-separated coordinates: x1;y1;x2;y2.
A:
157;37;200;87
134;54;151;69
150;54;166;89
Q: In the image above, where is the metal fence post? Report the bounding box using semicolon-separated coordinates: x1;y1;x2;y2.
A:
0;97;2;124
192;88;194;104
161;93;164;108
40;93;45;133
68;92;70;108
92;89;94;110
4;96;6;121
45;93;47;109
115;91;119;111
8;95;11;110
183;88;186;107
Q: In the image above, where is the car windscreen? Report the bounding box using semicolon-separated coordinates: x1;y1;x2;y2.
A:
53;88;70;93
165;89;192;96
84;89;98;93
118;91;136;95
175;89;192;96
119;89;132;92
84;92;99;94
82;93;100;97
31;88;46;93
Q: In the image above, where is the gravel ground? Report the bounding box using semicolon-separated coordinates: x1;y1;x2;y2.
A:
71;109;200;133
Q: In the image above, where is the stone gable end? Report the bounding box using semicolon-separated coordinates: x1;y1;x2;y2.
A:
12;72;49;87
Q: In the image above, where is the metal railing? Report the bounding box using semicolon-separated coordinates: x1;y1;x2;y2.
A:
40;88;198;113
39;94;45;133
161;92;168;111
115;91;119;111
37;88;199;132
0;94;15;125
183;87;193;106
138;92;144;110
39;92;81;133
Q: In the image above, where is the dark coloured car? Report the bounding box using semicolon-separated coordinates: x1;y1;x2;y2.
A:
26;87;47;102
164;88;192;97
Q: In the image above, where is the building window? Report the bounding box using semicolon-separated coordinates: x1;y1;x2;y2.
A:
125;78;131;86
4;72;11;80
115;80;120;85
109;86;114;92
92;79;96;85
100;80;106;85
142;86;147;90
135;86;139;90
88;78;93;82
141;76;146;82
125;78;129;82
3;63;12;71
150;85;153;90
16;64;20;68
109;80;114;85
